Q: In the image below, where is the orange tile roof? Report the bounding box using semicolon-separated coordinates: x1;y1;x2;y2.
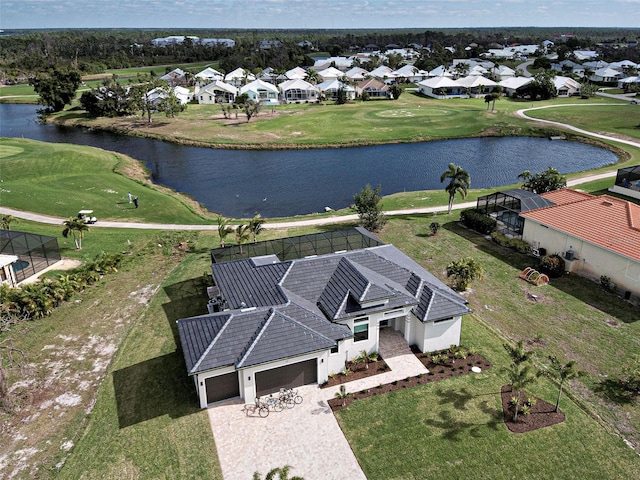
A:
540;189;594;206
521;194;640;261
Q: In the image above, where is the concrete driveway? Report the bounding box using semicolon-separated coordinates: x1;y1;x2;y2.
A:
207;384;367;480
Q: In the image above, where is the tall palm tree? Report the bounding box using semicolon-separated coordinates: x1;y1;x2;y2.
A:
235;224;251;254
248;214;265;243
62;217;89;250
440;163;471;214
216;215;234;247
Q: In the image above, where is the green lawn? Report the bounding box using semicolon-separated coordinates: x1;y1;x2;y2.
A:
0;138;214;223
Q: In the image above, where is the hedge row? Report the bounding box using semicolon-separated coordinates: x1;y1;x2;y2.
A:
460;208;497;234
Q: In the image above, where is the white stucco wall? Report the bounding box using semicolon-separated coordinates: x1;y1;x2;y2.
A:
522;221;640;296
420;317;462;353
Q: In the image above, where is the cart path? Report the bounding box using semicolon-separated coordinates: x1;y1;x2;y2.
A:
3;104;638;230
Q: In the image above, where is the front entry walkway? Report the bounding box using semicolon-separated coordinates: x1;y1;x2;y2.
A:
207;329;428;480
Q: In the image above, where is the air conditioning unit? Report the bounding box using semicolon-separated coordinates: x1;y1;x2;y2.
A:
565;250;575;261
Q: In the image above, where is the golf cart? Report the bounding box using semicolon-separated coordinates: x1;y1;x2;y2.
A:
78;210;97;224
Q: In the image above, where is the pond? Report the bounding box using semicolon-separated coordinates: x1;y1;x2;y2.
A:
0;103;618;218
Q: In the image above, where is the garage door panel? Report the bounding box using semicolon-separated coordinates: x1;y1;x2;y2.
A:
255;359;317;397
205;372;239;404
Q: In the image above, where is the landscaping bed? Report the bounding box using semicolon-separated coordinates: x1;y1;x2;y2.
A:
500;385;566;433
321;357;390;388
328;348;492;411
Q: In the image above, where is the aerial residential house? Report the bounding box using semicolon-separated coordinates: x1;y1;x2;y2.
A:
609;60;638;73
456;75;497;97
369;65;397;83
553;76;581;97
195;67;224;82
146;85;193;106
427;65;453;78
151;35;199;47
499;76;533;97
160;68;187;87
259;40;282;50
0;229;61;285
224;68;256;87
610;165;640;201
177;229;472;407
393;64;429;83
285;67;308;80
493;65;516;80
240;79;280;104
313;56;353;71
317;66;344;82
316;79;356;100
520;191;640;300
418;76;463;98
354;78;389;98
590;67;623;83
573;50;599;61
468;65;489;76
278;79;320;103
201;38;236;47
344;66;370;82
196;80;237;104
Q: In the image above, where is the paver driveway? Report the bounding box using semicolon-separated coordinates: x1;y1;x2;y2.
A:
207;384;367;480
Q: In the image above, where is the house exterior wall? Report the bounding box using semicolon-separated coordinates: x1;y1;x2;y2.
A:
522;220;640;296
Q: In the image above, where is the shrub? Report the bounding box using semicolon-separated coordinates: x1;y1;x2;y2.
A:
454;349;468;359
460;208;496;234
521;404;531;415
429;222;441;235
508;238;531;254
526;397;537;407
600;275;616;293
341;368;352;376
539;254;566;278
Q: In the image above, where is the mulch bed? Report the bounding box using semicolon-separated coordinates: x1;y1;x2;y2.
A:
327;347;492;411
321;358;391;388
500;385;566;433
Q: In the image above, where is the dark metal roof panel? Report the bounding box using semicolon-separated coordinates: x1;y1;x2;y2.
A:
212;260;290;308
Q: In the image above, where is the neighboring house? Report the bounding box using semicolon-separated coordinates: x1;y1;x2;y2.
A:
369;65;397;83
201;38;235;47
316;79;356;100
609;60;638;72
609;165;640;201
224;68;256;87
520;191;640;298
196;80;237;104
259;40;282;50
417;76;464;98
428;65;453;78
278;79;320;103
177;229;472;407
317;66;344;82
393;64;429;83
240;79;280;104
285;67;308;80
499;77;533;96
146;86;192;106
553;76;581;97
0;229;61;284
573;50;599;61
468;65;489;76
590;67;622;83
313;56;353;70
151;35;199;46
618;76;640;88
456;75;497;97
160;68;187;87
195;67;224;82
344;66;370;82
494;65;516;80
354;78;389;98
0;254;19;287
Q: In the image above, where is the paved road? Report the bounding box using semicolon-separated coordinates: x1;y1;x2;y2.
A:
3;104;637;230
515;60;533;78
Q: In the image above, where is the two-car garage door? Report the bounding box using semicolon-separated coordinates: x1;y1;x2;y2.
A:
255;359;317;397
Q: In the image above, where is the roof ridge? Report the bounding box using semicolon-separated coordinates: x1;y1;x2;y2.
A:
235;310;274;367
191;314;233;374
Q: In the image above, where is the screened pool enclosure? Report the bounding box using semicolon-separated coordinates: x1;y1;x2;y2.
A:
0;229;61;284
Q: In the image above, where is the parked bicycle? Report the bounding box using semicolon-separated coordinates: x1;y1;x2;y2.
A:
266;394;284;412
278;387;303;406
244;397;270;418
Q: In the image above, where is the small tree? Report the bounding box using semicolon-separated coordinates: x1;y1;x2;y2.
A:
504;362;538;422
353;184;386;231
446;257;483;291
503;340;534;366
389;84;402;100
440;163;471;214
429;222;441;236
244;100;261;122
518;167;567;193
545;355;582;412
248;214;265;243
62;217;89;250
216;215;234;247
335;87;348;105
0;215;17;231
235;224;251;254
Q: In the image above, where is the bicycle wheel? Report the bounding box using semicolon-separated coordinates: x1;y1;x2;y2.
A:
294;395;303;405
272;401;284;412
283;397;295;409
258;406;269;418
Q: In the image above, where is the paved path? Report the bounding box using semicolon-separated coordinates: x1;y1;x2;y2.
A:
207;329;429;480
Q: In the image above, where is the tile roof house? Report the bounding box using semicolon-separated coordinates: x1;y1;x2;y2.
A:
177;232;471;407
520;192;640;298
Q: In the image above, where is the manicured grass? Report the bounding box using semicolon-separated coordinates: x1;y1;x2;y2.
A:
0;138;214;223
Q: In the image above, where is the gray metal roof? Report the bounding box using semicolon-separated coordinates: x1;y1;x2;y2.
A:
496;189;557;212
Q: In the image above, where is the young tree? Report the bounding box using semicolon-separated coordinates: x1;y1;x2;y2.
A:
235;224;251;254
248;214;265;243
545;355;582;412
244;100;261;122
446;257;484;291
353;184;386;232
158;89;183;118
216;215;234;247
518;167;567;193
504;361;538;422
440;163;471;214
62;217;89;250
503;340;534;366
335;87;348;105
389;84;403;100
0;215;17;231
29;69;82;113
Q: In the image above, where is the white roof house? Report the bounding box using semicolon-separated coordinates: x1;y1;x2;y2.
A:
498;77;533;96
196;80;238;104
285;67;308;80
146;85;192;106
574;50;599;61
456;75;497;96
468;65;489;76
494;65;516;79
313;56;353;70
418;76;464;98
344;67;370;82
279;79;320;103
609;60;638;72
316;79;356;100
317;66;344;82
224;68;256;86
428;65;453;78
553;76;581;97
393;64;429;82
590;67;623;83
369;65;397;83
195;67;224;82
240;79;280;104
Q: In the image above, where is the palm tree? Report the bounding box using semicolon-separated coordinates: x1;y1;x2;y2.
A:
248;214;265;243
0;215;17;231
491;85;503;111
216;215;234;247
306;69;319;85
440;163;470;214
504;362;538;422
235;224;251;254
62;217;89;250
545;355;582;412
503;340;533;366
446;257;483;291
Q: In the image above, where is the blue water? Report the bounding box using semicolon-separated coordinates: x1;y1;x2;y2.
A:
0;103;618;218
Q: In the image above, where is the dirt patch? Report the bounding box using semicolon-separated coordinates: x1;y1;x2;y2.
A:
500;385;565;433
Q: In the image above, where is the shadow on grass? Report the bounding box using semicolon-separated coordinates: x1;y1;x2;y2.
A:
443;220;639;324
593;378;638;405
423;387;503;440
113;352;201;428
162;276;211;345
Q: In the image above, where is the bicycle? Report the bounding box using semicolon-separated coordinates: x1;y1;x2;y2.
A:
266;394;284;412
279;387;303;406
244;397;270;418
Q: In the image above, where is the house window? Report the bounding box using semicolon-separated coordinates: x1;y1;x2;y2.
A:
353;322;369;342
330;343;339;354
434;317;453;324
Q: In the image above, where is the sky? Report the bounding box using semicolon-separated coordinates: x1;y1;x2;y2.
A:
1;0;640;30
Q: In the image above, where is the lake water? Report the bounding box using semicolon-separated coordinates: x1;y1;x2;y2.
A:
0;103;618;218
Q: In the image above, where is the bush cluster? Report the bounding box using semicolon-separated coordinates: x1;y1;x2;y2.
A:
460;209;496;234
0;252;122;323
490;231;530;253
538;254;566;278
